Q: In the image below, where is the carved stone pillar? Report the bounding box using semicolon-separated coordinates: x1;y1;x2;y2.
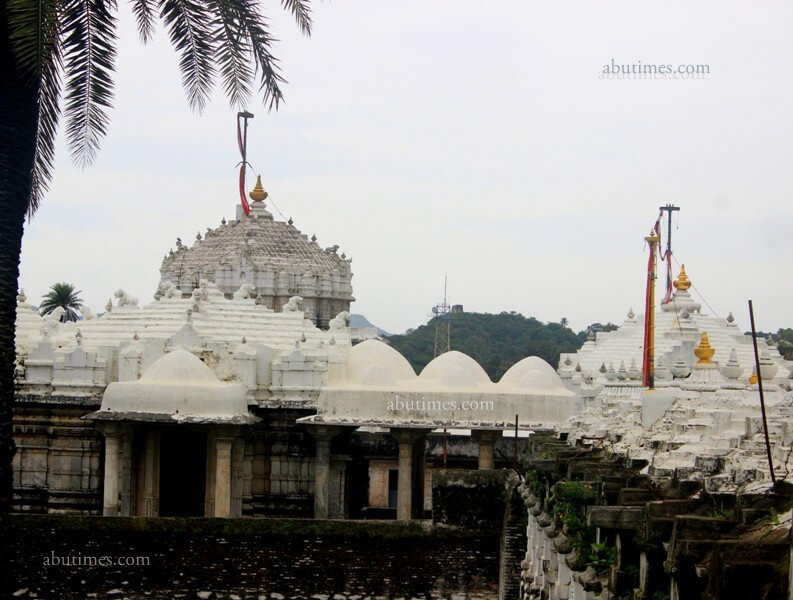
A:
307;425;340;519
141;430;160;517
214;436;234;518
391;428;426;521
102;430;121;516
472;430;498;470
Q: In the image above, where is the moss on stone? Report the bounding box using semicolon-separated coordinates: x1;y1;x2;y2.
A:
9;514;487;542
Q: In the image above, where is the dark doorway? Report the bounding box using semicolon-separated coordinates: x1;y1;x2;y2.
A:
388;469;398;509
159;430;207;516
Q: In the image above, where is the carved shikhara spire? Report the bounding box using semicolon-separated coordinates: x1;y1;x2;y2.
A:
249;175;268;203
674;264;692;291
694;332;715;365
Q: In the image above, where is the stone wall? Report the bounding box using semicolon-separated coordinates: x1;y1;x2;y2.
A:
431;469;526;600
12;400;103;514
432;469;514;531
7;516;500;600
516;432;793;600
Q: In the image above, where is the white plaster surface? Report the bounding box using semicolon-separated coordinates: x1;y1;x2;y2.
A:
98;349;253;422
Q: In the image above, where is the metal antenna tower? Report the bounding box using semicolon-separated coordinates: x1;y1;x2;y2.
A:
432;276;451;357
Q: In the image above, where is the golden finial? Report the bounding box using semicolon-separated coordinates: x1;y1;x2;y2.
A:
694;332;715;365
645;229;660;244
249;175;268;202
673;264;691;291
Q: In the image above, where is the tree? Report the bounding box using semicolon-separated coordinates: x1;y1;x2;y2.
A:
0;0;312;520
39;282;84;322
586;322;619;334
388;312;586;380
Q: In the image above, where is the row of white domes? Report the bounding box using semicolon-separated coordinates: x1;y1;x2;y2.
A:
341;340;569;393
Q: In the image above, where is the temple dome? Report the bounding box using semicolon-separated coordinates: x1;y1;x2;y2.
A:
419;351;491;388
99;349;252;421
158;201;353;329
500;356;559;381
142;348;217;383
160;204;350;284
499;356;569;393
345;340;416;385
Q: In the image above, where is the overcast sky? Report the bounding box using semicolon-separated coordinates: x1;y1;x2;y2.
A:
18;1;793;335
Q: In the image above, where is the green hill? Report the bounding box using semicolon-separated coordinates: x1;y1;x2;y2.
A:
387;311;586;381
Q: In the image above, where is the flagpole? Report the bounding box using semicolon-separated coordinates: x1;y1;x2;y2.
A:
642;229;659;389
659;204;679;303
237;111;254;216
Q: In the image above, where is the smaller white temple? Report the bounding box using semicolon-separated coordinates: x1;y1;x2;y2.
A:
558;266;790;394
558;304;793;493
89;349;258;518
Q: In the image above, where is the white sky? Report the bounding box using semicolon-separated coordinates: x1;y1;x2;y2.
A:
18;1;793;334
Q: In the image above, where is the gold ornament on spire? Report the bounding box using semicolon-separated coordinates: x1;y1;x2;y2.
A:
694;332;715;365
673;264;691;291
249;175;268;202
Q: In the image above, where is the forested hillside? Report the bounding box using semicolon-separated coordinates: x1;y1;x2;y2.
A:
387;312;586;381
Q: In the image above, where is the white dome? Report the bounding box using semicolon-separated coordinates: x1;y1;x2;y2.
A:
345;340;416;385
357;364;396;386
142;348;217;383
499;356;567;392
99;348;250;420
419;351;491;388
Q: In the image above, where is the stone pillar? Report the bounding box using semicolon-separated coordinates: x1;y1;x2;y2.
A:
397;434;412;521
204;435;216;517
473;430;498;470
141;430;160;517
307;425;338;519
214;437;233;518
315;435;332;519
119;431;134;516
639;551;649;595
102;432;120;516
391;429;426;521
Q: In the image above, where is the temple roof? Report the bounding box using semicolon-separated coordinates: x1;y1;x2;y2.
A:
160;202;351;283
15;281;350;358
559;267;790;378
94;349;257;424
301;341;577;430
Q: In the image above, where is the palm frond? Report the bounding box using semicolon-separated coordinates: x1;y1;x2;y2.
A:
29;50;63;215
8;0;63;215
233;0;285;110
158;0;216;112
204;0;252;108
130;0;158;43
280;0;312;36
61;0;118;168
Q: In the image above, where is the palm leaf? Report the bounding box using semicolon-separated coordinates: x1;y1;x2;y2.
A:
61;0;118;168
158;0;216;112
8;0;63;215
280;0;312;36
205;0;252;108
233;0;286;110
131;0;158;43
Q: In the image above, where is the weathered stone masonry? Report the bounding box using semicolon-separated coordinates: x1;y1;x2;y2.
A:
516;433;793;600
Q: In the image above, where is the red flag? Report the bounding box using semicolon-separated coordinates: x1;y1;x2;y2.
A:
239;167;250;216
237;116;251;216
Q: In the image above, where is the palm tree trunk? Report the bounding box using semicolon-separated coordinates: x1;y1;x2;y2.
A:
0;6;38;595
0;3;39;516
